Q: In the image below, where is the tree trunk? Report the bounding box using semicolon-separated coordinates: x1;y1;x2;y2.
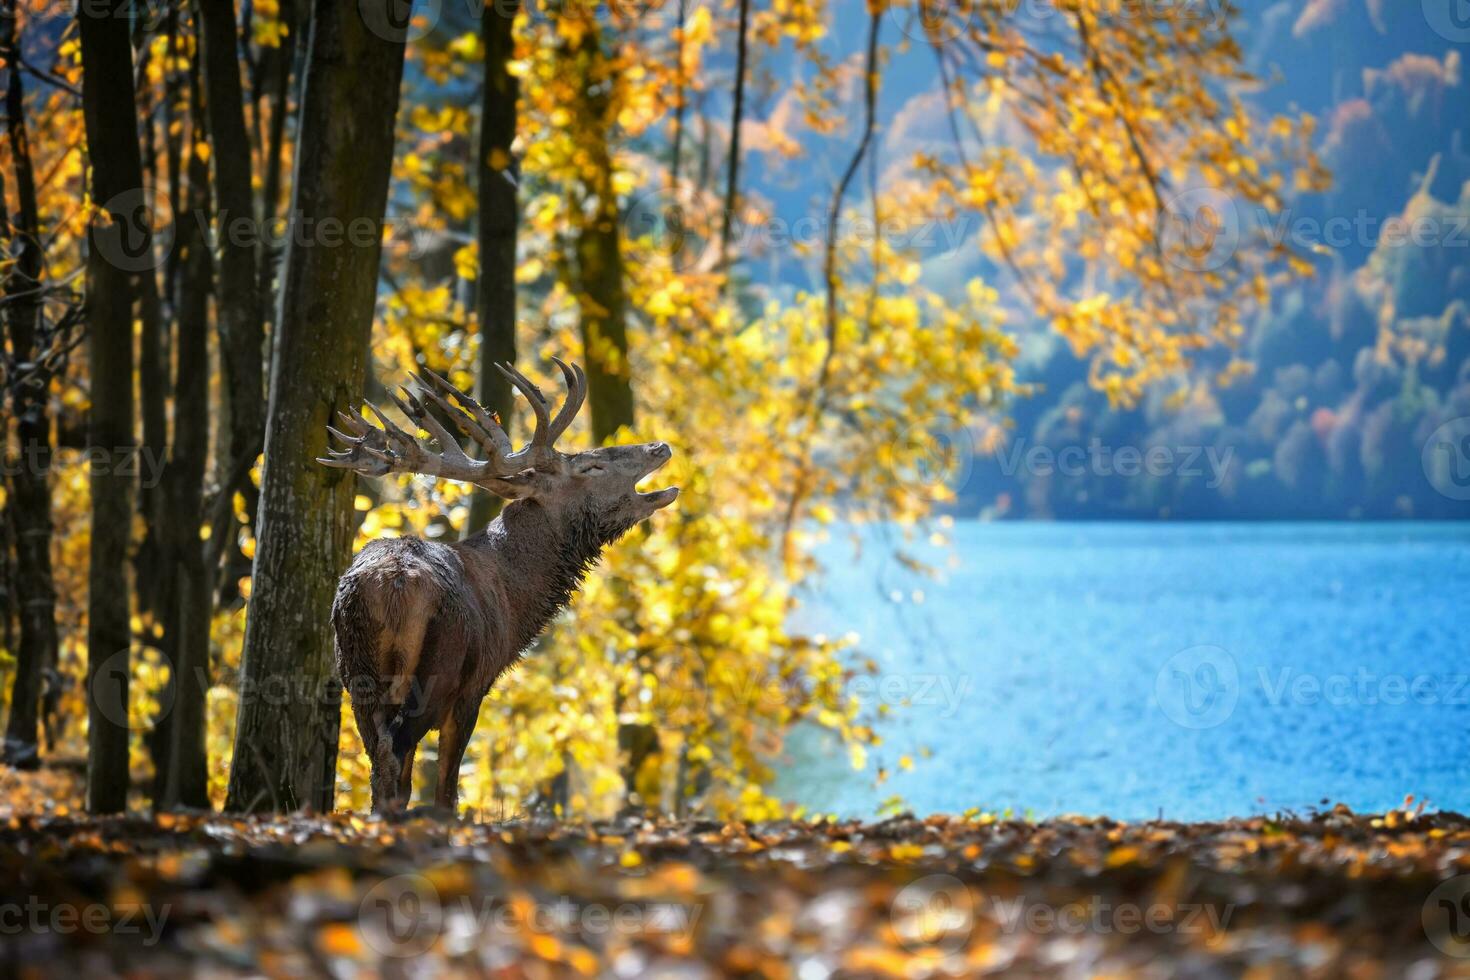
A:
567;23;633;443
670;0;687;188
224;0;406;814
197;0;264;541
1;2;60;771
718;0;750;272
161;8;185;313
79;0;145;814
561;19;649;804
0;478;13;667
144;1;189;802
133;68;170;626
159;56;215;811
466;0;521;534
257;0;298;338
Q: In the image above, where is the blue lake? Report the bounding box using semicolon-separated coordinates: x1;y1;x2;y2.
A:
780;522;1470;821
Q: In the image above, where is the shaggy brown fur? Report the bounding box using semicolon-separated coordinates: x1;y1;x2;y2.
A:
332;442;677;812
322;362;677;813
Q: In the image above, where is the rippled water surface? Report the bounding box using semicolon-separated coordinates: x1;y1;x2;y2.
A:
779;522;1470;820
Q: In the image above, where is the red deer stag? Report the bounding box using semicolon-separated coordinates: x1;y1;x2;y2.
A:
318;359;678;813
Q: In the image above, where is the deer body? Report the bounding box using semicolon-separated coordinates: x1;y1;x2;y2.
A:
320;360;677;813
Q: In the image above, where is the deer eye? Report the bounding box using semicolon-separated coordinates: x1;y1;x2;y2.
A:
577;463;606;476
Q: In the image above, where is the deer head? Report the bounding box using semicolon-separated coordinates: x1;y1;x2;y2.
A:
318;358;679;537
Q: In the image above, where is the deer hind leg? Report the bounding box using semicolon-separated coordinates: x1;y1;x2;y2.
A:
386;674;433;808
348;697;398;814
397;743;417;805
434;695;482;813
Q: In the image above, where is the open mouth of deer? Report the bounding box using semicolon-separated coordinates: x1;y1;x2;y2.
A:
635;443;679;508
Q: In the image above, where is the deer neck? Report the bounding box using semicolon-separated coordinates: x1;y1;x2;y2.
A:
476;499;608;650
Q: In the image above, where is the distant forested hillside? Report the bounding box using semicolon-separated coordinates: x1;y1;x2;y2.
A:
958;0;1469;520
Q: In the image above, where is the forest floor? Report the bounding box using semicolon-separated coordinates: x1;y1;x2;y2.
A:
1;770;1468;977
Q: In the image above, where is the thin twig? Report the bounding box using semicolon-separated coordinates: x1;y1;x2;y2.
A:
777;10;882;567
17;56;80;98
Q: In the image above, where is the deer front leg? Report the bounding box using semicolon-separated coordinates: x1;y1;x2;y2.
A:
434;697;482;812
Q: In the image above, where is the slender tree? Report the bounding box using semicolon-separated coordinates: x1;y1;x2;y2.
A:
132;50;170;625
0;465;12;663
197;0;264;544
0;171;12;691
257;0;299;335
225;0;407;813
0;0;60;770
565;20;633;442
159;53;215;810
558;14;652;801
79;0;146;813
717;0;749;272
669;0;687;189
466;0;522;533
145;2;188;799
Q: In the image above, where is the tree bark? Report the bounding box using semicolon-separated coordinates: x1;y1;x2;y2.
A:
466;0;521;534
133;53;169;622
257;0;298;338
159;56;215;811
670;0;687;188
567;22;633;443
224;0;406;814
1;1;60;771
144;1;189;802
560;19;649;803
79;0;145;814
197;0;264;538
161;8;185;313
0;477;13;666
718;0;750;271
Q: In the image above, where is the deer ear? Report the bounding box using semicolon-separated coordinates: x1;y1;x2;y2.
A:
480;468;540;500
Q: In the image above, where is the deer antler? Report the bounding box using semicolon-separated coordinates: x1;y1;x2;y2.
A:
317;359;587;490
